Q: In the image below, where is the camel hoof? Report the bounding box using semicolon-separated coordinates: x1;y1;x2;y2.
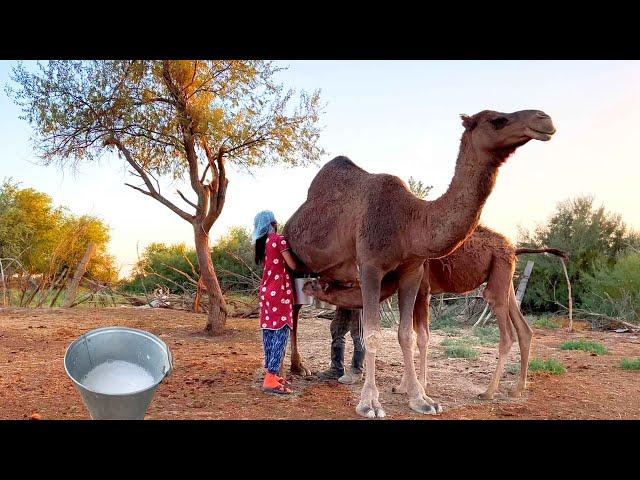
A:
409;398;438;415
431;403;443;414
508;388;524;398
356;403;376;418
375;407;386;418
478;391;494;400
290;364;312;377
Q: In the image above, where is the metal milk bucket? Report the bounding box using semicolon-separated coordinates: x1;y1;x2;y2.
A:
64;326;173;420
293;277;316;305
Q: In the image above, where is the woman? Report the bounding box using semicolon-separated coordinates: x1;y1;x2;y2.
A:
252;210;298;394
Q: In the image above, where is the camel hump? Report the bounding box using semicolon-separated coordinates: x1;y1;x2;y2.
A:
307;156;369;198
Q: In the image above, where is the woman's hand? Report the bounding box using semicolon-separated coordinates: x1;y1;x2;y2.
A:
281;250;299;272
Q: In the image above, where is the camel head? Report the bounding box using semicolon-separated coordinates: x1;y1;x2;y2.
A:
460;109;555;160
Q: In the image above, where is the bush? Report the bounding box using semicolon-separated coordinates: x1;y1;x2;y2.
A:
560;339;607;355
582;252;640;323
517;196;636;314
528;358;566;375
619;358;640;371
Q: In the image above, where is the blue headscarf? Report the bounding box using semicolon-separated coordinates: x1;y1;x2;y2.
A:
251;210;276;244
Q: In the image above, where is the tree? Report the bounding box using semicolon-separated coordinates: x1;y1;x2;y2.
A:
517;195;632;312
407;176;433;199
0;179;117;286
8;60;323;334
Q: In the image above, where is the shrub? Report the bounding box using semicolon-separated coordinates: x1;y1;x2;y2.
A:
560;339;607;355
619;358;640;371
528;358;566;375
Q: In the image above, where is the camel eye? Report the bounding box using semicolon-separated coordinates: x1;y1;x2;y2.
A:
489;117;509;130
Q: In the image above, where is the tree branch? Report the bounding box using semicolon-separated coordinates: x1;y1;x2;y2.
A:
106;136;193;223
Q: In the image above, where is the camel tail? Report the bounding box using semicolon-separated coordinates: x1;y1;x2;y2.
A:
515;247;568;261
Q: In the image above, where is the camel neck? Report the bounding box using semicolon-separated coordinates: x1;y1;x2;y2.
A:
413;134;500;258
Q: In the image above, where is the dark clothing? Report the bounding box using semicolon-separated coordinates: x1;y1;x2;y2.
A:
262;326;290;374
328;309;364;376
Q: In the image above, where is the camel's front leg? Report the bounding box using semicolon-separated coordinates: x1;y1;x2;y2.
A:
397;265;440;415
290;304;311;376
356;264;385;418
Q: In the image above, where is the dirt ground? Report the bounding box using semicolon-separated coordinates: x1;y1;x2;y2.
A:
1;307;639;420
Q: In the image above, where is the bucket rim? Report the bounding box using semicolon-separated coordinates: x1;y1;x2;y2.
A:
63;326;172;397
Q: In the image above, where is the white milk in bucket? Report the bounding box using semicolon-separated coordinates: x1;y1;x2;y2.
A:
81;360;155;395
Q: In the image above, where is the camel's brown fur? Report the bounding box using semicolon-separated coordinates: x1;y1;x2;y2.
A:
284;109;556;417
302;226;568;399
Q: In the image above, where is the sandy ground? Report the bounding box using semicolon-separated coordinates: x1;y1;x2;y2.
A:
1;307;639;420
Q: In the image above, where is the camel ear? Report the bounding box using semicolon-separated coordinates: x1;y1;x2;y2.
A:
460;114;477;131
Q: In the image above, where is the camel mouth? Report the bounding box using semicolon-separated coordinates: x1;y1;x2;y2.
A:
526;126;556;141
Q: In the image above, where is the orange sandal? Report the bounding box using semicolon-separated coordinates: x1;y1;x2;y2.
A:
263;369;292;386
262;372;293;395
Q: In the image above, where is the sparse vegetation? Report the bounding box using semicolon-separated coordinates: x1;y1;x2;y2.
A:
430;313;461;331
528;358;566;375
472;326;500;345
506;363;520;375
560;339;607;355
619;358;640;371
441;337;478;359
532;316;561;329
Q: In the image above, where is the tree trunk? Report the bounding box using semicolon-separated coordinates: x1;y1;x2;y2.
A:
64;243;96;308
194;225;227;335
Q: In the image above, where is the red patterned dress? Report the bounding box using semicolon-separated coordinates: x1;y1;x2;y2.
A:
259;232;294;330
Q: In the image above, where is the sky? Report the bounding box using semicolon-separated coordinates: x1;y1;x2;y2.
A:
1;60;639;277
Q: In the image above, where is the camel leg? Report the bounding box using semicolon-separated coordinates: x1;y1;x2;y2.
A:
479;262;515;400
391;270;431;394
290;304;311;376
397;265;439;415
356;264;385;419
507;283;533;397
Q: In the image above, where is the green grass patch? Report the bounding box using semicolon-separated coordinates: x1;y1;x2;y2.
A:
560;339;607;355
472;326;500;345
443;345;477;359
531;316;561;330
431;314;460;331
528;358;566;375
441;337;477;359
619;358;640;371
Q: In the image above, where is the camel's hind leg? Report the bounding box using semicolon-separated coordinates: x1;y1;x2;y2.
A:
479;259;516;400
290;304;311;376
397;264;439;415
507;283;533;397
356;264;385;418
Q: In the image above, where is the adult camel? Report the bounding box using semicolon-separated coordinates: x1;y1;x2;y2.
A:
299;226;568;400
283;109;556;417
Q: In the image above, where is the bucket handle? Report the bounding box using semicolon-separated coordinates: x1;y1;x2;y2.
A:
164;346;174;378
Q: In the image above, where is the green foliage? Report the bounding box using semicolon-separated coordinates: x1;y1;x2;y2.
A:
472;326;500;345
407;176;433;200
430;312;460;331
581;252;640;323
7;61;324;173
517;196;636;314
0;179;117;283
531;316;561;329
560;339;607;355
528;358;566;375
124;226;260;295
619;358;640;371
442;342;477;359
